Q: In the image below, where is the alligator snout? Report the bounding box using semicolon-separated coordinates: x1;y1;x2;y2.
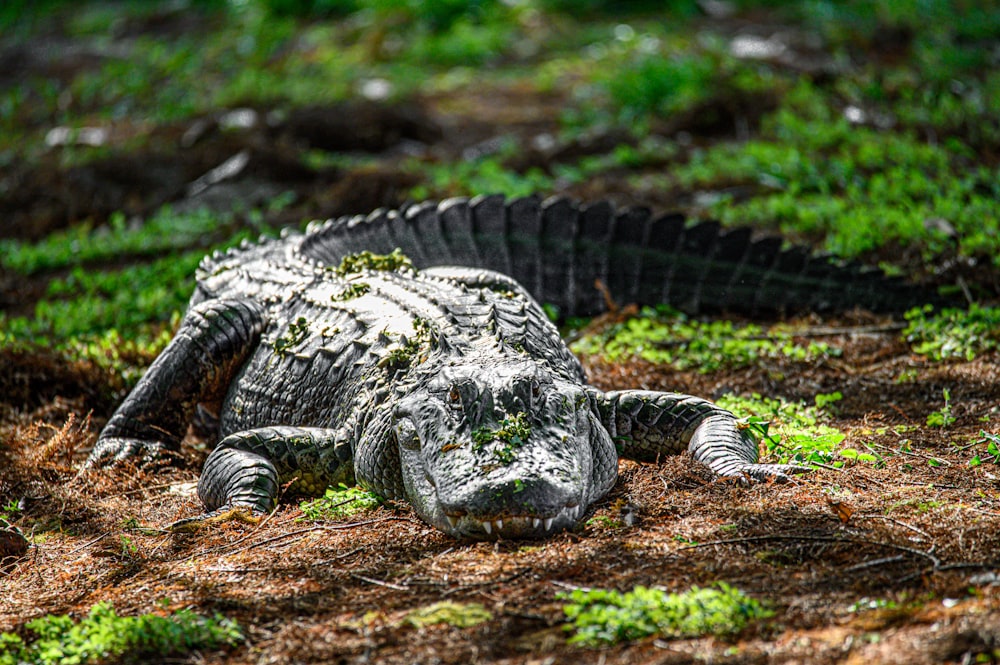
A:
436;473;586;540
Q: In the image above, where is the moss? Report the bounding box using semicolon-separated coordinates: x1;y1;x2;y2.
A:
404;601;492;629
331;282;371;301
334;248;415;276
473;412;531;464
559;583;771;646
274;317;310;356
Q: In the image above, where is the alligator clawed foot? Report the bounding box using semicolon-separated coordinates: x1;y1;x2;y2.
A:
168;505;265;533
84;437;170;469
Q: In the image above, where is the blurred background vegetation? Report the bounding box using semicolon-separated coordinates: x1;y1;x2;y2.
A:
1;0;999;376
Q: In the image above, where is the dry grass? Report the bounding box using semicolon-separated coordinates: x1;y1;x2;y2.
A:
1;324;999;664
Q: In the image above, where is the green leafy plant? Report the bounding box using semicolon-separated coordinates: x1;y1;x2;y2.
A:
331;282;372;301
558;583;771;646
274;317;311;356
299;483;383;520
0;602;242;665
967;431;1000;468
1;500;21;522
603;52;718;122
717;392;848;467
903;304;1000;361
926;388;956;429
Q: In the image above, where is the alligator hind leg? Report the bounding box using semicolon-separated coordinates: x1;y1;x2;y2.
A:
591;389;809;481
171;426;354;531
86;299;267;467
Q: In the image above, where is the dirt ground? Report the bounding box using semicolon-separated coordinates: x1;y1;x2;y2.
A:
2;324;999;664
2;7;1000;664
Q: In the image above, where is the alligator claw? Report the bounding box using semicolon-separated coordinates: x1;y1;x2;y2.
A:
737;463;812;483
84;437;168;469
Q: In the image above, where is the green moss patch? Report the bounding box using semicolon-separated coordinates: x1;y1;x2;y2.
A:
559;583;771;646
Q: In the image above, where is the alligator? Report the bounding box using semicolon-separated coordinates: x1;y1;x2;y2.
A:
85;195;927;539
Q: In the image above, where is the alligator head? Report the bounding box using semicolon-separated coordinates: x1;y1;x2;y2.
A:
390;360;618;540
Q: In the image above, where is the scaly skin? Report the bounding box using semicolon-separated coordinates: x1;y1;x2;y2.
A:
88;195;907;540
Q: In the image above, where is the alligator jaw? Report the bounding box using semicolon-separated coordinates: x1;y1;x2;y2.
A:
443;503;584;540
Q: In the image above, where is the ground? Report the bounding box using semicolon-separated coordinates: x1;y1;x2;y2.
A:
1;2;999;664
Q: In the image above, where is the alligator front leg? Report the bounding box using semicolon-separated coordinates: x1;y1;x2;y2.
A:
172;425;354;530
592;390;808;481
86;299;267;467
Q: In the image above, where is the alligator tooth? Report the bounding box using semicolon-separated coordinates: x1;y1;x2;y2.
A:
494;519;503;531
543;517;554;531
446;515;458;528
482;520;492;535
532;518;542;529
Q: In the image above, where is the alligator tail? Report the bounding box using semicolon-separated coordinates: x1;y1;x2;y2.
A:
298;194;937;317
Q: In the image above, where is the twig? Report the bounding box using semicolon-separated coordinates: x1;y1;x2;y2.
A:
678;534;941;568
440;570;528;596
350;573;408;591
68;530;112;554
859;513;932;540
201;547;367;574
934;561;1000;573
869;440;953;466
810;462;847;473
841;555;906;572
898;480;961;489
223;518;410;556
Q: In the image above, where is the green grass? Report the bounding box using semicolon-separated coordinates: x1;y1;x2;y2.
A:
6;2;1000;273
0;205;279;346
0;206;280;390
2;252;201;341
903;304;1000;361
0;207;261;276
558;583;771;646
0;602;242;665
669;102;1000;261
408;152;555;201
571;306;839;373
0;0;526;148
